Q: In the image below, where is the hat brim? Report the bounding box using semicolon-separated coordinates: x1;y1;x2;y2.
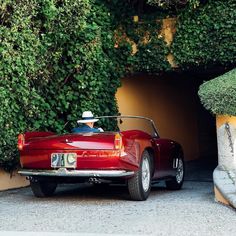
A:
77;119;99;123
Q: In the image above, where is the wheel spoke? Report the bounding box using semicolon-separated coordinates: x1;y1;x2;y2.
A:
128;151;151;200
142;157;150;192
176;159;184;183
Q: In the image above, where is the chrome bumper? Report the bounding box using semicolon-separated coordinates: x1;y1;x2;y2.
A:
18;168;134;178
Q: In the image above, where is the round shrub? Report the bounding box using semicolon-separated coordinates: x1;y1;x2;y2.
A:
198;68;236;115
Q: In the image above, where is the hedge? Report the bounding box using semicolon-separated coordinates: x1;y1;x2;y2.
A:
0;0;124;171
198;68;236;115
172;0;236;69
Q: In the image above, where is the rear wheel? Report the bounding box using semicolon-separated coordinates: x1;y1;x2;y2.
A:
128;150;151;201
30;179;57;197
166;156;184;190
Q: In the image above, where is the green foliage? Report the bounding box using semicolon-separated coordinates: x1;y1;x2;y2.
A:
113;7;170;74
132;35;170;73
1;0;236;170
172;0;236;69
0;0;123;171
198;69;236;115
147;0;200;9
126;19;170;73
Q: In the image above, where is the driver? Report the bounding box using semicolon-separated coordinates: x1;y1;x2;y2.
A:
72;111;103;133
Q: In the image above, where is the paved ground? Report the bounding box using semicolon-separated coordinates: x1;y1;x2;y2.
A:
1;160;235;235
0;178;236;236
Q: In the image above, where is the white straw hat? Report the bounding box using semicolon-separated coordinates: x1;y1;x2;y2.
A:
77;111;99;123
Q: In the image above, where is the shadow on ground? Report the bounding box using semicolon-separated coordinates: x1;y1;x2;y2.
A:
185;158;217;182
30;158;217;200
2;158;217;201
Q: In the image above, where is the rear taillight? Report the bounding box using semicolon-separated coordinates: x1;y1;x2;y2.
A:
17;134;25;150
114;133;123;150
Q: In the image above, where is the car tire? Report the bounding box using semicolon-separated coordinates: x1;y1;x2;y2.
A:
128;150;151;201
30;180;57;197
165;155;185;190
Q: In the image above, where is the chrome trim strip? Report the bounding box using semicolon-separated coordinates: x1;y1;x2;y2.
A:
18;169;134;177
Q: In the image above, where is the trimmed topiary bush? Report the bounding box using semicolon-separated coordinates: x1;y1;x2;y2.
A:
198;68;236;115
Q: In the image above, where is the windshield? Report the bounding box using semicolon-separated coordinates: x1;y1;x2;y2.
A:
96;116;159;137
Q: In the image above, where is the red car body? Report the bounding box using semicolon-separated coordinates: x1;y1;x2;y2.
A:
18;116;184;200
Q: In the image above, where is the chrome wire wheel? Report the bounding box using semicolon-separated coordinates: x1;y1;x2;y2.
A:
166;154;185;190
142;156;151;192
128;150;152;200
176;158;184;184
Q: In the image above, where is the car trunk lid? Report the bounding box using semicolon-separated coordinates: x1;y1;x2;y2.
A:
24;132;118;150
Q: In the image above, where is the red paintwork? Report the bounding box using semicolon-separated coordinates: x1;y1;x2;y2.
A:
23;132;116;150
19;129;181;180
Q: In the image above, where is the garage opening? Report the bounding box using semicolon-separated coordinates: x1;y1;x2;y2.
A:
116;73;218;182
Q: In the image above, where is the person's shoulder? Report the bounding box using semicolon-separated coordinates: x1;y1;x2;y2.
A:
72;127;80;133
72;126;87;133
92;128;100;132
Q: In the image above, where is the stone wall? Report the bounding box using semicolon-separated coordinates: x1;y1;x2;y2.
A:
0;169;29;191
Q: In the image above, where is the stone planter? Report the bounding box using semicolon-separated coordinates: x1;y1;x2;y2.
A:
0;169;29;191
216;115;236;170
214;115;236;207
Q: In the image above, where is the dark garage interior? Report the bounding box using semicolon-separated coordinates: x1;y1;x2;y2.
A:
116;72;218;182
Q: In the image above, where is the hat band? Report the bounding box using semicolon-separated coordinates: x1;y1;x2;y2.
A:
82;117;95;120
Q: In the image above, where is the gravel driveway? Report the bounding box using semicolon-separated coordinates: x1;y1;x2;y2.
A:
0;180;235;236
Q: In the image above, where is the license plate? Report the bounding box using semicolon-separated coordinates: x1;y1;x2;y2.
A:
51;153;77;168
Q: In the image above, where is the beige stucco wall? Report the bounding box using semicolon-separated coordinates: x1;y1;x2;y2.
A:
0;169;29;191
116;75;200;161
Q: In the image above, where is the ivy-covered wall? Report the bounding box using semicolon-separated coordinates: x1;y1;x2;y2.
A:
0;0;125;170
111;0;236;72
117;16;171;73
0;0;235;170
172;0;236;69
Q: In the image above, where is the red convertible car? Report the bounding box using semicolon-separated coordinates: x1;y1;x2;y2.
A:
18;116;184;201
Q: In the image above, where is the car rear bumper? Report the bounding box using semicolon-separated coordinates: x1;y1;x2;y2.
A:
18;168;135;178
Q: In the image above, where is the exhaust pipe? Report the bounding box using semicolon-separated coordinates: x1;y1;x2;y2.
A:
88;177;102;184
26;176;38;182
88;177;111;184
